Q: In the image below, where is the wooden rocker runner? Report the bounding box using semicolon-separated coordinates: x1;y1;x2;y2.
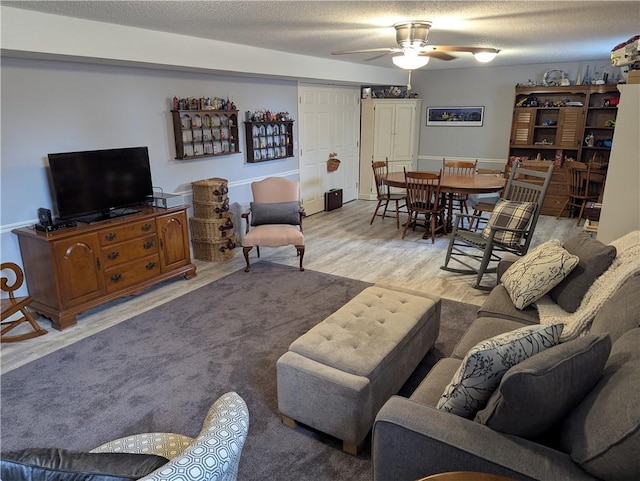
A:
1;262;47;342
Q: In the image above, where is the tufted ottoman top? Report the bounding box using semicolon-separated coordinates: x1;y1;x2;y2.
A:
288;286;438;379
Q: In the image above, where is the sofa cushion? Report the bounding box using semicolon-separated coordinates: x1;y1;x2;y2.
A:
590;274;640;344
481;199;537;247
250;201;301;226
501;239;579;309
0;449;168;481
436;323;563;418
452;317;528;360
476;285;539;325
550;232;617;313
559;328;640;480
475;333;611;438
409;357;462;407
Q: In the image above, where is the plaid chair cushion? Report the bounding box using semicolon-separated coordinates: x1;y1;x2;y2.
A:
482;199;536;247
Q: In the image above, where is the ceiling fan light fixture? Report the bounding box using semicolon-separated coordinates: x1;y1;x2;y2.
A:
473;50;498;63
392;54;430;70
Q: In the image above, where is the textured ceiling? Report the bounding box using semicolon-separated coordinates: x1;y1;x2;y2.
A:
3;1;639;70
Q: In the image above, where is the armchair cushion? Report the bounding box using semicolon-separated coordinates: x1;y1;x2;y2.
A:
481;199;536;247
549;231;617;313
0;448;168;481
475;333;611;438
501;239;579;309
436;323;563;418
250;201;301;226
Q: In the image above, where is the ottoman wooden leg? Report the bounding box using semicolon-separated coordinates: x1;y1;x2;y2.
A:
281;414;298;429
343;439;365;456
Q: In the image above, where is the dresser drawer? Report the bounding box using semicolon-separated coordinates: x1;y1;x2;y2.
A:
101;234;158;269
103;254;160;294
99;220;156;246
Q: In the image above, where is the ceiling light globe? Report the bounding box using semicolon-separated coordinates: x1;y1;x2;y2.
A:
473;51;498;63
392;55;430;70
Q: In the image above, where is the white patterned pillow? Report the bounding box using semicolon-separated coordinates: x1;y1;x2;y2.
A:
502;239;579;309
436;323;563;418
482;199;537;247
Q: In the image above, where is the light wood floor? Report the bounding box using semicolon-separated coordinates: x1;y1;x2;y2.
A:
1;200;583;373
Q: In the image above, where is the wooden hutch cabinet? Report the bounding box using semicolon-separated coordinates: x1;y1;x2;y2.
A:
13;206;196;330
508;85;619;216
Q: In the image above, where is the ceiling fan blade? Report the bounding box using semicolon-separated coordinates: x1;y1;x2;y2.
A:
364;52;393;62
425;45;501;55
331;47;397;55
418;51;457;61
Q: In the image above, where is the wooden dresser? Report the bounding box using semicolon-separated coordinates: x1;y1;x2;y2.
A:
13;206;196;330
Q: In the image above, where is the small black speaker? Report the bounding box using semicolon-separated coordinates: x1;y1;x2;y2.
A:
38;207;53;226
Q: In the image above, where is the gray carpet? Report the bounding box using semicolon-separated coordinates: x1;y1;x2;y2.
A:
0;261;477;480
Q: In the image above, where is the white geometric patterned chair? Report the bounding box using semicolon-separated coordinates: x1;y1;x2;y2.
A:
91;391;249;481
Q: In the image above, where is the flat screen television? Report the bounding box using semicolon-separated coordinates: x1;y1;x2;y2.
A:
47;146;153;223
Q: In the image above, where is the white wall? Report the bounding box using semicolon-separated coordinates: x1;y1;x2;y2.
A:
597;84;640;243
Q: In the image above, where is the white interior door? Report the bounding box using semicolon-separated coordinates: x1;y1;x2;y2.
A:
298;84;360;215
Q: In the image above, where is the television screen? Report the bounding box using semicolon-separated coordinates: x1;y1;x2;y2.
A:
48;147;153;222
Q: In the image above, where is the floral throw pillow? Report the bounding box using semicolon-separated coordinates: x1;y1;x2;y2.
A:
436;323;563;418
481;199;537;247
502;239;579;309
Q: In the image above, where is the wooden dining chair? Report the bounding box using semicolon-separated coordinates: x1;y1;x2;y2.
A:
556;160;600;226
402;169;446;243
370;160;406;229
1;262;47;342
442;159;478;217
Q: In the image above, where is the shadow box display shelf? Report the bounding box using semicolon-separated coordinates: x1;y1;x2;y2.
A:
171;110;240;160
243;120;294;163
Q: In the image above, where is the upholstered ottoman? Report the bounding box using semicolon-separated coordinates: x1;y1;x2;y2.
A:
276;285;440;454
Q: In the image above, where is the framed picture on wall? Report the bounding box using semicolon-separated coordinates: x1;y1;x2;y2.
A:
427;106;484;126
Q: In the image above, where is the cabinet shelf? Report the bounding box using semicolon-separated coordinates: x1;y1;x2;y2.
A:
243;120;294;163
508;85;620;217
171;109;240;160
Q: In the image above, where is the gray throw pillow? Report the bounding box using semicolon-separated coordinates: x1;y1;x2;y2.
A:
250;201;301;226
558;328;640;480
475;333;611;438
550;231;616;312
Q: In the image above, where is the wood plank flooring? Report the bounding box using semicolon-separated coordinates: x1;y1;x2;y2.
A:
1;200;583;373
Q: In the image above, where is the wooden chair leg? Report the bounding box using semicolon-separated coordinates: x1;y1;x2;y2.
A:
370;200;383;225
243;246;253;272
556;198;570;219
1;307;47;343
296;245;305;271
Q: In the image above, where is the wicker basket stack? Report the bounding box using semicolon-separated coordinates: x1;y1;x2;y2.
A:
190;177;236;261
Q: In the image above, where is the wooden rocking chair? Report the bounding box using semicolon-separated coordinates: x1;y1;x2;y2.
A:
1;262;47;342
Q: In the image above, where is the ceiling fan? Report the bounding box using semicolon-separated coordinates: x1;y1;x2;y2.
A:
332;21;500;70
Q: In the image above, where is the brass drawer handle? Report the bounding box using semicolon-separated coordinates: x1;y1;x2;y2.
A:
143;240;155;250
141;223;153;232
107;251;120;260
110;273;122;283
105;232;117;241
145;262;157;270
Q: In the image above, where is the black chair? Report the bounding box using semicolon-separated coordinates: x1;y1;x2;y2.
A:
441;163;554;289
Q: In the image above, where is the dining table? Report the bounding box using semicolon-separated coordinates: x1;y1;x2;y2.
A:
382;171;506;231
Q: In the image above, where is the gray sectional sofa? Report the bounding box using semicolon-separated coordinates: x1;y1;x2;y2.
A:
372;231;640;481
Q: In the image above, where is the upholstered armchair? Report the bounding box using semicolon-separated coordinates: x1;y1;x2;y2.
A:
1;392;249;481
92;391;249;481
241;177;305;272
